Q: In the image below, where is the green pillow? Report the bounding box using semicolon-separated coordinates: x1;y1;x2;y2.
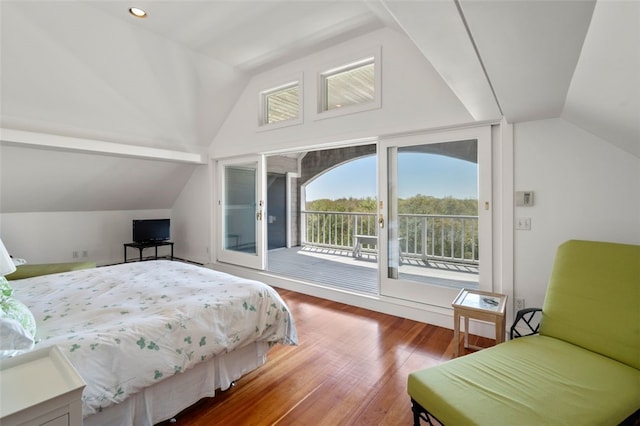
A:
0;277;13;299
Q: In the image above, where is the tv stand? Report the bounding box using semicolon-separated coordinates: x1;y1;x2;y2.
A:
123;241;174;263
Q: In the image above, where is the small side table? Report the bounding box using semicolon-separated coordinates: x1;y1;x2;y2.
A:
452;289;507;357
0;345;85;425
123;241;174;263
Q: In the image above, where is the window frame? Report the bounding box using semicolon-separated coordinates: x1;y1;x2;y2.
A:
257;73;303;131
315;46;381;120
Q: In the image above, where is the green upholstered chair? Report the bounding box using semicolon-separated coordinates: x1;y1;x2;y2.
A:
407;240;640;425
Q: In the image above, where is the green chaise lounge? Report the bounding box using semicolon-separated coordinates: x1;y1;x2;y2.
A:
408;240;640;425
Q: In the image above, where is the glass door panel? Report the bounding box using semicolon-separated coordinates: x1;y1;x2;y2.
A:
217;156;266;270
379;127;492;308
265;146;379;294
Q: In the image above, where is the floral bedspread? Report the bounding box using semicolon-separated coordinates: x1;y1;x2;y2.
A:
13;261;297;416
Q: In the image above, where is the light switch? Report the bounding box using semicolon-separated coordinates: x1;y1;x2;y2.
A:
516;217;531;230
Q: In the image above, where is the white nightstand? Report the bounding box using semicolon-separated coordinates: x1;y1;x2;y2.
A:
0;345;85;426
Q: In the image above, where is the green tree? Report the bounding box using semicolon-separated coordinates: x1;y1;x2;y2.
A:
308;195;477;216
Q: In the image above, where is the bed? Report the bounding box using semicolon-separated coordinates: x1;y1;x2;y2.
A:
3;260;298;425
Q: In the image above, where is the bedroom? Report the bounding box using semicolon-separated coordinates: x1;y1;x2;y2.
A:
0;0;638;424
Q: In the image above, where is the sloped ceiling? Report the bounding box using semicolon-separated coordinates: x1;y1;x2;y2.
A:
561;0;640;157
2;0;638;155
0;1;247;152
459;0;596;122
0;0;638;213
0;145;196;213
89;1;386;74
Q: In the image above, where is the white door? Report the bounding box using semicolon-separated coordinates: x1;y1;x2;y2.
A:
378;126;492;308
216;156;266;270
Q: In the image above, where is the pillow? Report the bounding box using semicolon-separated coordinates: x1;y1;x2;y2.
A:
0;277;12;299
0;316;35;358
1;296;36;338
0;278;36;358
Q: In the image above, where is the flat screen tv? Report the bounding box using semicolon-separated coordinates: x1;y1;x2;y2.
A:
133;219;170;243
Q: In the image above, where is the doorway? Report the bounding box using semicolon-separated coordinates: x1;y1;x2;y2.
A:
221;126;492;309
267;173;287;250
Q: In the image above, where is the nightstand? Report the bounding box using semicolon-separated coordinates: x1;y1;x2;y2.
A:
452;289;508;357
0;345;85;426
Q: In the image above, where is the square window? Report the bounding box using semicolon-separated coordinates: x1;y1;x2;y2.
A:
321;57;375;112
260;82;300;127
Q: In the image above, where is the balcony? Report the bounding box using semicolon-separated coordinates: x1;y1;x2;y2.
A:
267;211;479;295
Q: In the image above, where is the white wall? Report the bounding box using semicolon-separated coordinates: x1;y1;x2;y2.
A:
1;1;247;266
0;209;171;266
171;165;211;264
0;142;198;266
196;27;476;268
197;27;510;334
513;118;640;308
210;27;474;159
1;1;247;151
0;144;197;213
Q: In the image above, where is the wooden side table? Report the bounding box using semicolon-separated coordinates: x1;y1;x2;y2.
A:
452;289;508;357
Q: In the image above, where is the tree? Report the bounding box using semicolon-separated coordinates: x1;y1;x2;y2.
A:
308;195;476;216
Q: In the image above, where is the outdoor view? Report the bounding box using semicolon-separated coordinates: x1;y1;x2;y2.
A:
305;149;478;265
267;142;480;295
306;183;478;261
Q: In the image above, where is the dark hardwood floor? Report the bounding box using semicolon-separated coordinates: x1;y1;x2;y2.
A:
159;289;494;426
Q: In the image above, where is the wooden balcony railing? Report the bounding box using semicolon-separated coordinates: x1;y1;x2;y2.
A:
301;210;479;265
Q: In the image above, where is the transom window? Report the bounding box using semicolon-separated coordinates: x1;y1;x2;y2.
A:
320;57;375;112
260;81;300;126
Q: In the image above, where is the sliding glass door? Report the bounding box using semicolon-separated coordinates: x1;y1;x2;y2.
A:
216;156;266;270
378;126;492;308
215;127;492;310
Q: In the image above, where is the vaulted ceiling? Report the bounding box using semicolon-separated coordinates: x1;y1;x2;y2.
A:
1;0;638;157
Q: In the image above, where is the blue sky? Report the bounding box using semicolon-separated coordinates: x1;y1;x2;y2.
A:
306;153;478;200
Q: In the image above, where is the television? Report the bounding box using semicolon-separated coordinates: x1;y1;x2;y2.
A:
133;219;170;243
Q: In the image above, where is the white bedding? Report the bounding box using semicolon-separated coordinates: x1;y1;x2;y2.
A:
12;261;297;417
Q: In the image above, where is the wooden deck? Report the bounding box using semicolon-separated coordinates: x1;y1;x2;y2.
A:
267;245;479;295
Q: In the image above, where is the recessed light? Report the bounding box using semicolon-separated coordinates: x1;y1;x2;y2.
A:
129;7;147;18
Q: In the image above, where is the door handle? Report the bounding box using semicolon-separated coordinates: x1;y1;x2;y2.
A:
256;210;262;221
378;214;384;229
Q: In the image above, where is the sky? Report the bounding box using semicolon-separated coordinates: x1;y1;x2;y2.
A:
305;153;478;201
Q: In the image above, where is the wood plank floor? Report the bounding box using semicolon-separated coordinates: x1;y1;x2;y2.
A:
158;289;493;426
